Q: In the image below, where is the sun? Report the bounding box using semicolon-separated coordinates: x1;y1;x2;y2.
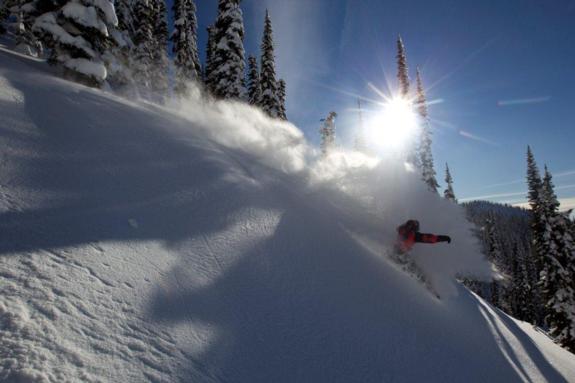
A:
365;97;418;150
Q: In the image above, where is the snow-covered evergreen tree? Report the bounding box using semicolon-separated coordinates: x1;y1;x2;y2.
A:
208;0;245;99
508;242;534;321
485;215;506;307
204;24;216;92
527;146;546;273
538;166;575;352
32;0;118;86
444;163;457;202
114;0;134;36
320;111;337;156
396;35;410;98
171;0;201;96
415;68;438;192
277;78;287;120
102;0;134;91
526;146;547;325
259;9;280;117
0;0;42;58
131;0;154;95
150;0;168;99
246;55;261;105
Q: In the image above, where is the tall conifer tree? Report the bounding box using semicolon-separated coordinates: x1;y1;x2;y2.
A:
527;146;545;275
444;163;457;202
416;68;438;192
277;79;287;120
204;24;216;92
259;9;280;117
151;0;169;99
172;0;201;95
246;55;261;105
526;146;547;325
132;0;155;95
396;35;410;98
539;167;575;352
208;0;246;99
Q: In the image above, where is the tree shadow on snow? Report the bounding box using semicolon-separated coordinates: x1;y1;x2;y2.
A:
0;68;288;255
474;294;568;383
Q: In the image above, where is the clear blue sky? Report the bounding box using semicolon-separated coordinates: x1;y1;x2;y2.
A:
193;0;575;210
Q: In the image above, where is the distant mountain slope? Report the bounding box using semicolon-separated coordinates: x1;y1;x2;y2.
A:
1;47;574;383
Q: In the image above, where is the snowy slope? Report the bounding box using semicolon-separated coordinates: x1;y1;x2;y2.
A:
0;47;574;383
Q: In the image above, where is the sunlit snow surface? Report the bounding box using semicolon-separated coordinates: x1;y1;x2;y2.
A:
0;46;574;382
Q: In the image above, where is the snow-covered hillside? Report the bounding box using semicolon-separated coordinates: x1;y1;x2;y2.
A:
1;47;574;383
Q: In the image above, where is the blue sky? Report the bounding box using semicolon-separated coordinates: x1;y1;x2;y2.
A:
194;0;575;210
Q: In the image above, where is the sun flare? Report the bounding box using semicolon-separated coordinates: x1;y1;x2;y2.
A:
365;97;418;150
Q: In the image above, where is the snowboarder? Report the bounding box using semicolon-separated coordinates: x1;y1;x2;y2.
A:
395;219;451;254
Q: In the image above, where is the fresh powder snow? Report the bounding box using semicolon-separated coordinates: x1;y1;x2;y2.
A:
0;46;574;382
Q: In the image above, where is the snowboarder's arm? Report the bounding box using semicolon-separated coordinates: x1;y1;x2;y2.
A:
415;233;438;243
415;233;451;244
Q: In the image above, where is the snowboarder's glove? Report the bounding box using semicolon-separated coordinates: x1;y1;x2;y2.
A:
438;235;451;244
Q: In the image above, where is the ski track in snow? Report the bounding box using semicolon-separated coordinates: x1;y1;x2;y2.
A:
0;46;574;382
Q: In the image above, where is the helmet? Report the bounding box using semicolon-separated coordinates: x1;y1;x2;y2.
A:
406;219;420;232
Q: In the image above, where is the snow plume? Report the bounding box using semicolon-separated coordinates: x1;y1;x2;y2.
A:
308;150;494;297
169;84;493;299
168;85;310;174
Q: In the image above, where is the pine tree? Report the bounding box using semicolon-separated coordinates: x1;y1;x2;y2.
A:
132;0;155;95
259;9;280;117
208;0;246;99
32;0;118;86
416;68;438;192
151;0;169;99
246;55;261;105
15;0;64;57
522;245;538;324
506;242;534;321
171;0;201;96
115;0;134;37
396;35;410;98
277;79;287;120
102;0;135;91
527;146;546;325
486;216;505;307
527;147;545;276
320;112;337;156
508;243;521;317
204;24;216;91
539;166;575;352
444;163;457;202
6;0;44;58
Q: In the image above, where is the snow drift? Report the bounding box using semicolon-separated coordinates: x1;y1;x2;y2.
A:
1;46;574;382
